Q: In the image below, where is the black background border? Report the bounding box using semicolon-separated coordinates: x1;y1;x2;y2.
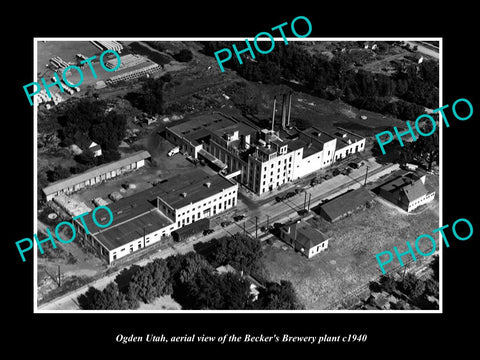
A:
6;4;477;354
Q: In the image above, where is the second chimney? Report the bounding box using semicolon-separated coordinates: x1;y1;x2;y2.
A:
287;91;292;127
281;94;287;129
271;96;277;131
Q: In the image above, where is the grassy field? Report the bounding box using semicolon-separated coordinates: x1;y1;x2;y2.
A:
262;174;439;310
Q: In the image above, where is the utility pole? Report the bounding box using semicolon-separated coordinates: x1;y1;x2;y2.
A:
307;193;312;211
266;215;270;230
255;216;258;239
304;191;307;210
243;221;246;235
402;263;407;281
364;165;369;186
58;265;61;287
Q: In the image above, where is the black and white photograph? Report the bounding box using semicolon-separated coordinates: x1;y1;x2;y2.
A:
6;5;478;354
33;38;441;312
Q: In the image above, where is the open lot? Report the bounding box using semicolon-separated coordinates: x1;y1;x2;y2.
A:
262;174;439;310
69;133;205;206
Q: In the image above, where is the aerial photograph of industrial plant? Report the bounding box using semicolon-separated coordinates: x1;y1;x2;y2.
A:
34;39;440;311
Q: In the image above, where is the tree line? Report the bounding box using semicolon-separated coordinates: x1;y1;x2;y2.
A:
78;234;304;310
364;255;439;310
45;75;170;184
202;41;439;120
371;119;439;171
44;98;127;183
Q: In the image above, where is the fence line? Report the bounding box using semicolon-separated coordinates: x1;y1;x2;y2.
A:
325;246;438;310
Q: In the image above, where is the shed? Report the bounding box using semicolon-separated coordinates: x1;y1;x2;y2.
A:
319;187;375;222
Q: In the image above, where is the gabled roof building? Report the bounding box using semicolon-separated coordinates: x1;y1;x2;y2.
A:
279;219;331;258
319;187;375;222
378;170;435;212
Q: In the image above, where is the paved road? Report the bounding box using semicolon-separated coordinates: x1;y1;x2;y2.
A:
228;161;399;237
405;41;439;59
38;158;398;311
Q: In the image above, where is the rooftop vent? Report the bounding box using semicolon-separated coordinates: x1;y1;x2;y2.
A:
181;192;187;198
205;182;211;188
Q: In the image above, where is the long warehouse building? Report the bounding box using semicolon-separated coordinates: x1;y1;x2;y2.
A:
42;150;151;201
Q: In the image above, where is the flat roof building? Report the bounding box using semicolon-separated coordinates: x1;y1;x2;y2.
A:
43;150;151;201
74;169;238;264
164;93;366;196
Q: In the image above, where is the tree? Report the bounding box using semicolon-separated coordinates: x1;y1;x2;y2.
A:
74;149;96;166
178;269;252;310
167;252;213;286
208;234;263;274
115;265;142;291
126;78;164;115
78;286;103;310
70;163;89;174
412;126;439;171
100;283;130;310
399;273;425;299
173;49;193;62
128;258;172;303
254;280;304;310
98;149;121;163
379;274;398;293
90;112;127;151
429;255;439;282
56;98;127;153
47;165;70;182
77;283;130;310
425;278;439;298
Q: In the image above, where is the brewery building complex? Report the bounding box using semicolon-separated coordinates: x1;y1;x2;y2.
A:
41;93;369;264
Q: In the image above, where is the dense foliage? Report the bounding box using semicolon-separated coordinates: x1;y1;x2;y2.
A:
58;98;126;152
202;41;439;120
254;280;304;310
78;247;303;310
207;233;263;274
173;49;193;62
125;77;164;116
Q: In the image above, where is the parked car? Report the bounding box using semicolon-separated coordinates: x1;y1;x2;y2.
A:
221;221;232;227
285;191;295;198
203;229;214;235
233;215;245;221
167;146;180;157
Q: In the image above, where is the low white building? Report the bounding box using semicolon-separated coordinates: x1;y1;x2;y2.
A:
43;150;151;201
164;99;366;196
279;219;331;259
75;169;238;264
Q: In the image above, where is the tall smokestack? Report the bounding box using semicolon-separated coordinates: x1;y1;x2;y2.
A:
287;91;292;127
271;96;276;131
281;94;287;129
